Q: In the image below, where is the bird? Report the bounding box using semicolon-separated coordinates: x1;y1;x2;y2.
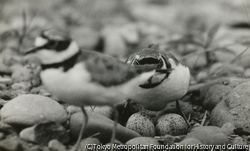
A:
23;30;175;150
125;44;190;111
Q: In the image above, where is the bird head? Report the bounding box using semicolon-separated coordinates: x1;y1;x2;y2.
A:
126;44;190;110
24;30;79;65
126;44;180;70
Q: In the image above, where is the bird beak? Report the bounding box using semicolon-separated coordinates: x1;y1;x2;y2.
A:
23;46;43;55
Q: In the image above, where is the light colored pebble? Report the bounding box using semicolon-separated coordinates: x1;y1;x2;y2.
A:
1;94;67;126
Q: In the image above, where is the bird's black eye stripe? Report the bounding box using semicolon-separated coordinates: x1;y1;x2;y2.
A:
162;56;171;69
44;40;71;51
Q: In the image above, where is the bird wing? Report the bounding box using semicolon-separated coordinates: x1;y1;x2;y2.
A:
78;50;157;87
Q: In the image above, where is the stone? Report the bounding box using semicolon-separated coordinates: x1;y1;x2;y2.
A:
156;113;188;136
199;77;250;99
126;112;155;137
92;106;113;119
1;94;67;126
210;82;250;131
20;122;69;145
183;52;207;68
70;111;140;144
221;123;236;136
126;137;160;145
72;138;100;151
244;68;250;78
176;137;203;145
203;84;231;110
0;132;5;140
0;77;13;85
0;91;14;100
165;101;194;118
209;63;244;77
67;105;82;115
186;126;230;145
0;136;22;151
11;82;31;91
48;139;67;151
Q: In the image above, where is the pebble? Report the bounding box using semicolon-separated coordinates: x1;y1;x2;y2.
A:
70;111;140;144
1;94;68;126
19;122;69;145
126;112;155;137
203;84;231;110
156;113;188;136
48;139;67;151
231;136;247;145
67;105;82;115
165;101;194;118
183;52;207;68
11;65;32;82
91;106;113;119
244;68;250;78
196;71;208;82
199;77;250;99
11;82;31;91
176;137;203;145
0;136;22;151
0;83;8;90
209;63;244;77
210;81;250;131
220;123;236;136
0;91;14;100
72;138;100;151
11;64;40;83
126;137;160;146
0;77;13;85
185;126;230;145
0;132;5;140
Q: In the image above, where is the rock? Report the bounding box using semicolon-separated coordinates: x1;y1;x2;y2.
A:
70;111;140;144
244;68;250;78
0;136;22;151
1;94;67;126
0;83;8;90
165;101;194;118
196;71;208;82
176;137;203;145
209;63;244;77
0;77;13;85
92;106;113;119
231;136;247;145
210;82;250;131
185;126;230;145
156;113;188;136
48;139;67;151
221;123;236;136
0;91;15;100
199;77;250;99
126;112;155;137
0;132;5;140
11;64;40;84
11;65;32;82
20;122;69;145
72;138;100;151
203;84;232;110
183;52;207;68
67;105;82;115
126;137;160;145
11;82;31;91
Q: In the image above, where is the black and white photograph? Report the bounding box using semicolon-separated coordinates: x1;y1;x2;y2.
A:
0;0;250;150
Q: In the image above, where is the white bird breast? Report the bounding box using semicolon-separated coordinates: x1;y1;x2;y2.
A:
40;63;127;107
127;63;190;111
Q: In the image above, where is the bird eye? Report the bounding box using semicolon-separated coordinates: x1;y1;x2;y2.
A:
47;41;58;49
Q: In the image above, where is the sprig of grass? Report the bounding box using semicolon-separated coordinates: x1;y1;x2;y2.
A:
16;10;36;52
